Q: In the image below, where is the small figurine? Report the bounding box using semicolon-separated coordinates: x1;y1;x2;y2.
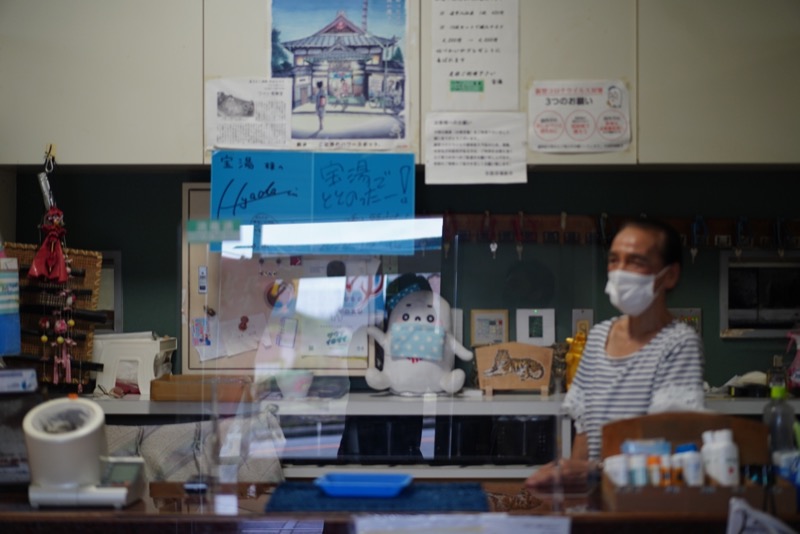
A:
564;330;587;390
366;274;473;395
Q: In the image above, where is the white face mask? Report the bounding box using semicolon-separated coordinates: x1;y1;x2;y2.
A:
605;267;668;316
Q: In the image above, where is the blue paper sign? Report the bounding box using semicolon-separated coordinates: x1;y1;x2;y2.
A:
211;151;416;254
0;258;21;356
312;152;414;222
212;151;313;223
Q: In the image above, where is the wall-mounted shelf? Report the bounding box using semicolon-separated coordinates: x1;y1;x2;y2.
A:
440;213;800;253
94;391;566;417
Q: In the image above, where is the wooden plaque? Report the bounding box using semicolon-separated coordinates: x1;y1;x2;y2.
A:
476;341;553;395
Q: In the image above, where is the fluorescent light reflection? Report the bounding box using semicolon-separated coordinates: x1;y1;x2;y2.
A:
295;276;347;320
260;218;443;247
221;224;254;259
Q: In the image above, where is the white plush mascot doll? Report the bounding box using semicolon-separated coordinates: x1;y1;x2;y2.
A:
366;274;473;395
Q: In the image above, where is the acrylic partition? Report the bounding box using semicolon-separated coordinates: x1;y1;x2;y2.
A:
170;215;611;481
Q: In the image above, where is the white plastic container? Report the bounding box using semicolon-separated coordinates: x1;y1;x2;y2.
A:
603;454;629;487
647;455;662;486
670;452;683;484
659;454;672;486
629;454;648;487
705;429;740;487
701;430;714;480
675;443;703;487
23;397;106;488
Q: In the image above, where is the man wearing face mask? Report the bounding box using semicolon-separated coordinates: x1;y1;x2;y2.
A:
525;217;704;489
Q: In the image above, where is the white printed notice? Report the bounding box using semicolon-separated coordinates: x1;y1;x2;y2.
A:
529;80;631;153
425;112;527;184
430;0;519;111
205;78;293;149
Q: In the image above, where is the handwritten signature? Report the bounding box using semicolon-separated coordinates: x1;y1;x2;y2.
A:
215;179;298;218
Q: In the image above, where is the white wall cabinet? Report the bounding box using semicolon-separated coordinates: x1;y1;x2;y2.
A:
638;0;800;164
203;0;421;161
5;0;624;166
203;0;271;81
421;0;637;165
0;0;203;165
202;0;272;165
4;1;799;165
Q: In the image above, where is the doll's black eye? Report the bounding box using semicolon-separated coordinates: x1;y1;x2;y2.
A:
427;315;435;323
402;313;410;321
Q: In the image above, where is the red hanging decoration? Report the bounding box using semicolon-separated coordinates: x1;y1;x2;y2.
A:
28;206;68;283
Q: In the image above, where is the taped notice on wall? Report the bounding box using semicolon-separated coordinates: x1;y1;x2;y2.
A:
529;79;631;153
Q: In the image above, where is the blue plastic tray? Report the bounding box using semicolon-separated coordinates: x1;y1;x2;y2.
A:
314;473;413;498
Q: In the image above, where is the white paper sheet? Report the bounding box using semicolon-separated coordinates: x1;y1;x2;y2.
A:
430;0;519;111
195;315;226;362
425;112;527;184
205;78;293;149
220;313;268;357
354;513;570;534
528;80;631;153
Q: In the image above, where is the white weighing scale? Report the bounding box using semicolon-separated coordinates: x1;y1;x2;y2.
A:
23;397;145;509
27;456;145;509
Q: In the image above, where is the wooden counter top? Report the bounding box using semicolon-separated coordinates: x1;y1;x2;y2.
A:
3;480;799;534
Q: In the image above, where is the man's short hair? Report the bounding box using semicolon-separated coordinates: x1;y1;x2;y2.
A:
616;217;683;269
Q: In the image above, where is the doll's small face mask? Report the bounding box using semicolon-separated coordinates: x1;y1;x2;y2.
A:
389;322;445;362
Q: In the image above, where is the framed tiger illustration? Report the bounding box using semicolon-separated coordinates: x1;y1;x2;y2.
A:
475;341;553;395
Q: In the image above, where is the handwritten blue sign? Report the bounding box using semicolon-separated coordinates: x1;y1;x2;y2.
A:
313;153;414;222
212;151;313;222
211;151;416;254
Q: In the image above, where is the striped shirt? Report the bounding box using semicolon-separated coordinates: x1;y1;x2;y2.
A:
563;318;705;461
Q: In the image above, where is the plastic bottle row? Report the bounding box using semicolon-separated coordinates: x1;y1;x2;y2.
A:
604;431;740;488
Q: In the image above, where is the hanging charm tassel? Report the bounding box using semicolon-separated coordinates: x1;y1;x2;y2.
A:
52;342;59;385
484;211;498;259
77;354;83;393
63;342;71;384
443;212;454;260
513;212;524;261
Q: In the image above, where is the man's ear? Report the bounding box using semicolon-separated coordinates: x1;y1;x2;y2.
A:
663;263;680;290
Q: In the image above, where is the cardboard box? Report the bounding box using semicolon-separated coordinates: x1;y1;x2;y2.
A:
150;374;253;402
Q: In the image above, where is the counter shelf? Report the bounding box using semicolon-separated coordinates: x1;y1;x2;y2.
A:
91;393;797;479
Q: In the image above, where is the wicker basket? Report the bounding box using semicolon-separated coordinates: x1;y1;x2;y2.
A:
3;242;103;388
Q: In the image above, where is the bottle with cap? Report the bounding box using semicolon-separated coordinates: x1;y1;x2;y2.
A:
628;454;648;487
701;430;714;484
767;355;788;390
763;384;797;478
705;429;740;486
788;332;800;396
674;443;703;487
646;455;662;486
659;454;672;486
